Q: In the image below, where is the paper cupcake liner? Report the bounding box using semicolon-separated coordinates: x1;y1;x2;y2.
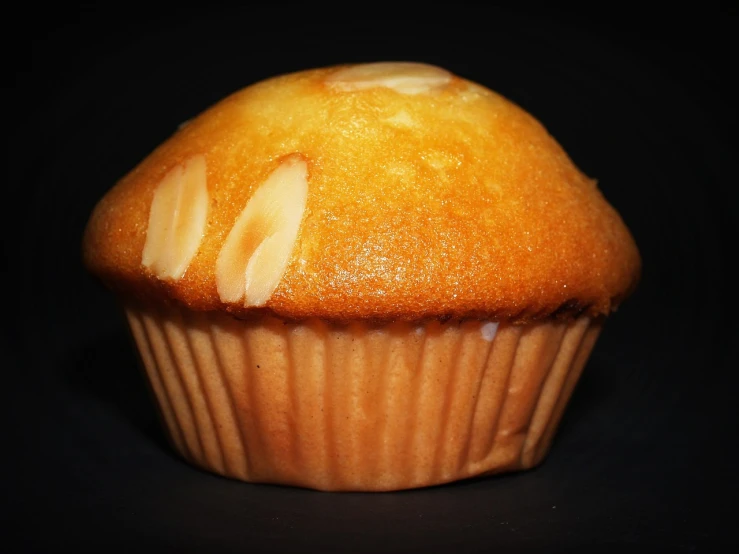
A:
123;301;602;491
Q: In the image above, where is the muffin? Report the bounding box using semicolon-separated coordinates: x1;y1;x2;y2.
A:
82;62;641;491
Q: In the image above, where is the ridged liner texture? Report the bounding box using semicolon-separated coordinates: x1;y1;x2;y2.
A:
124;301;602;492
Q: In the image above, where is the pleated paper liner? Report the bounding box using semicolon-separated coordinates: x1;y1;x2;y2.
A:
123;301;602;491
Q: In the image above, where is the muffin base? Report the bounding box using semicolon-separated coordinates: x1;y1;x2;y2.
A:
124;301;601;491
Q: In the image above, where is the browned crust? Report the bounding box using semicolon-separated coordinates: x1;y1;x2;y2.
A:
82;64;641;323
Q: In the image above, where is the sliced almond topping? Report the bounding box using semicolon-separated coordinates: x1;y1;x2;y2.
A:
216;155;308;307
326;62;452;94
142;155;208;280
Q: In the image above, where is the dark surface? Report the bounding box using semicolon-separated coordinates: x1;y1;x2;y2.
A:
6;5;737;552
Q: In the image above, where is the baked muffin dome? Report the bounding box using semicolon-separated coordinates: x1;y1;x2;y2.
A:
83;62;640;323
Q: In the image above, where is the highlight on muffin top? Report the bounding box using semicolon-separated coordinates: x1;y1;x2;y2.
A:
83;62;641;323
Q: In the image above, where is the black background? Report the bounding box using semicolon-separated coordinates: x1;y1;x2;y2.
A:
6;4;738;552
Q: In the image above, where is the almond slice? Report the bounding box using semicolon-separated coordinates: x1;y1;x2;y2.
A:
216;155;308;307
142;155;208;280
326;62;452;94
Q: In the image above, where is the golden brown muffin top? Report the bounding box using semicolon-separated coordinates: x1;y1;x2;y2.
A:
83;62;641;323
